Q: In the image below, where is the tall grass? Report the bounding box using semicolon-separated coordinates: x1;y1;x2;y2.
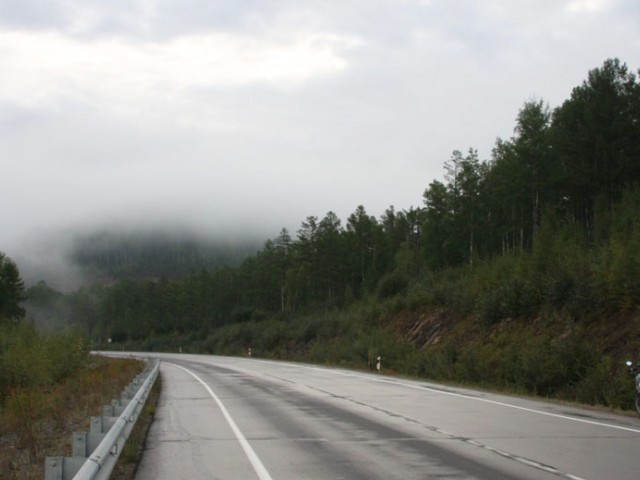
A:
0;323;144;480
0;324;87;401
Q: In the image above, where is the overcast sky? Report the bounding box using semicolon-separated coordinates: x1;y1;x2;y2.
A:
2;0;640;260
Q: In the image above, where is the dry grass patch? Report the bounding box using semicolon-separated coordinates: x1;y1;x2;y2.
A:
0;356;144;480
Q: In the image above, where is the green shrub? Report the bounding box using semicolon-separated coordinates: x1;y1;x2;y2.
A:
569;357;629;408
0;324;89;403
416;344;458;381
607;235;640;310
477;277;538;325
376;271;409;299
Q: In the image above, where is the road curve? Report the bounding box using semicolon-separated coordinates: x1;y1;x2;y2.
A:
122;353;640;480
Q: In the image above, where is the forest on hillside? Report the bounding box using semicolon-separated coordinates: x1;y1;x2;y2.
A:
10;57;640;408
25;58;639;339
71;231;259;281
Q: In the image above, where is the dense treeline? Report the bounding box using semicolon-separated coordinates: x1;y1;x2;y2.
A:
32;58;640;342
71;231;259;281
13;58;640;409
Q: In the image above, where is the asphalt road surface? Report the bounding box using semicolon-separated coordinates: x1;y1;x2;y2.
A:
128;353;640;480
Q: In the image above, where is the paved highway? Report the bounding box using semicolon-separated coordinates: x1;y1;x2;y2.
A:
129;353;640;479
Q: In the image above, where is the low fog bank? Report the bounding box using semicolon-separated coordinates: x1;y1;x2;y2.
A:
7;228;88;292
8;220;267;292
5;200;415;292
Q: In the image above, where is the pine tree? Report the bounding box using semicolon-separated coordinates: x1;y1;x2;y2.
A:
0;252;26;323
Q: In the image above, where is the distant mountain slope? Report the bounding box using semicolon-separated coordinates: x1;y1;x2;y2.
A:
70;230;260;282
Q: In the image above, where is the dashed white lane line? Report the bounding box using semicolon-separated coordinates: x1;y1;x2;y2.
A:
250;360;640;480
297;381;589;480
288;363;640;435
167;362;274;480
164;357;639;480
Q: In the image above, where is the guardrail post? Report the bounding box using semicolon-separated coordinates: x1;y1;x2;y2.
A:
122;386;134;401
91;415;116;434
90;417;102;434
112;398;125;416
72;432;88;457
44;457;63;480
103;404;114;417
44;456;86;480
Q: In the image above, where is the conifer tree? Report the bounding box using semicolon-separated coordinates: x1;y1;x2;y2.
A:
0;252;26;323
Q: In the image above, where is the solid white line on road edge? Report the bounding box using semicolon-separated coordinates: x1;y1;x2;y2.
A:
293;363;640;435
167;362;274;480
252;362;594;480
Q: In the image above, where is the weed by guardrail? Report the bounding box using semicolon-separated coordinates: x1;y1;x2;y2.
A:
0;325;143;480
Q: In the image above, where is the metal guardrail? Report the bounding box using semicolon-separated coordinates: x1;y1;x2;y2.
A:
45;357;160;480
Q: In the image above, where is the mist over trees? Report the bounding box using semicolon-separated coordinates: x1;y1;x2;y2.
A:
0;252;26;324
71;230;260;281
21;58;640;345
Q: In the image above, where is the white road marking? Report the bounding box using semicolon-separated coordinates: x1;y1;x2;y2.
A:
284;362;640;435
249;359;640;480
291;374;590;480
167;362;274;480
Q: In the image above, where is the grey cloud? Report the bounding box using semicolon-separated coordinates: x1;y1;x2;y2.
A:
0;0;66;30
2;0;640;285
0;0;286;40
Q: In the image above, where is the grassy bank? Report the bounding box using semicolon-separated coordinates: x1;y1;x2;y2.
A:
126;286;640;413
0;324;144;480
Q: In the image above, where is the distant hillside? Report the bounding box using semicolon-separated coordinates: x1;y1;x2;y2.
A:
70;230;260;283
18;57;640;412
